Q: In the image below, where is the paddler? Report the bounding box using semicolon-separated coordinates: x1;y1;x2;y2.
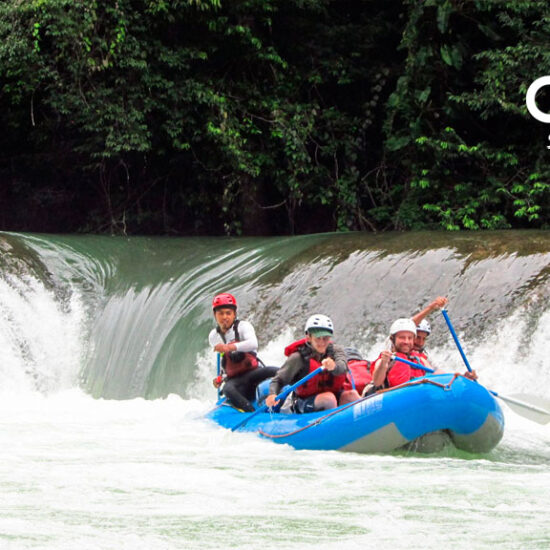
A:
265;314;360;413
365;317;477;395
209;293;278;412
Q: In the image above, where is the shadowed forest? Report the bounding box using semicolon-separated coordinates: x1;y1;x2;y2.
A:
0;0;548;235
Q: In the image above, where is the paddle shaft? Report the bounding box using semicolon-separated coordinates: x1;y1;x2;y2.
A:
392;355;434;373
231;366;325;431
441;308;473;372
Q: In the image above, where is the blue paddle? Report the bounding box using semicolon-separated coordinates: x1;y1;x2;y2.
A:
440;308;550;424
440;308;473;372
391;355;434;373
231;366;325;431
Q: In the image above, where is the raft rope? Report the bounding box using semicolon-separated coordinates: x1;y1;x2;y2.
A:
258;374;461;440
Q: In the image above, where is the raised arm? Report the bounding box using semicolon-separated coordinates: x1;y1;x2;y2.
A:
412;296;448;326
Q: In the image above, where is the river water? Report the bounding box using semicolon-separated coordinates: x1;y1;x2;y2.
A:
0;231;549;549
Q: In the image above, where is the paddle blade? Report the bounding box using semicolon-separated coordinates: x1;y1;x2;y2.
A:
497;393;550;425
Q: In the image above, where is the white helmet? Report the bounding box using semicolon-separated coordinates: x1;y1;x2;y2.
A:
390;318;417;336
304;314;334;336
416;319;431;335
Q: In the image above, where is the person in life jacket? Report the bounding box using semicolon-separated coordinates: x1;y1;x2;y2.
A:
411;296;448;369
367;318;436;393
413;318;433;367
367;317;476;394
265;314;361;413
209;293;278;412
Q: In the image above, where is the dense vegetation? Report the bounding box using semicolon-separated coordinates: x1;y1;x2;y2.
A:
0;0;548;235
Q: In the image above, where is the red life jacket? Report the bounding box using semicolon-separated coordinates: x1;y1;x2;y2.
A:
384;350;427;388
415;349;428;361
219;319;258;378
343;359;372;394
284;337;308;357
414;349;434;371
284;338;347;398
410;350;428;364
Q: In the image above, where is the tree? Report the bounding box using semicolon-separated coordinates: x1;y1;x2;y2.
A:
381;0;550;230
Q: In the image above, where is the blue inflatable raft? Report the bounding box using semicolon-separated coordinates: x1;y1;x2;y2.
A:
206;373;504;453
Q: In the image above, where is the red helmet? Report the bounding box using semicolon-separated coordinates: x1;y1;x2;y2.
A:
212;293;237;311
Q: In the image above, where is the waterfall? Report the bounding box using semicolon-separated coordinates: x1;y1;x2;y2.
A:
1;231;548;400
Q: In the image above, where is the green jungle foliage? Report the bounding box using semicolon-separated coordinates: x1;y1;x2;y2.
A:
0;0;548;235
